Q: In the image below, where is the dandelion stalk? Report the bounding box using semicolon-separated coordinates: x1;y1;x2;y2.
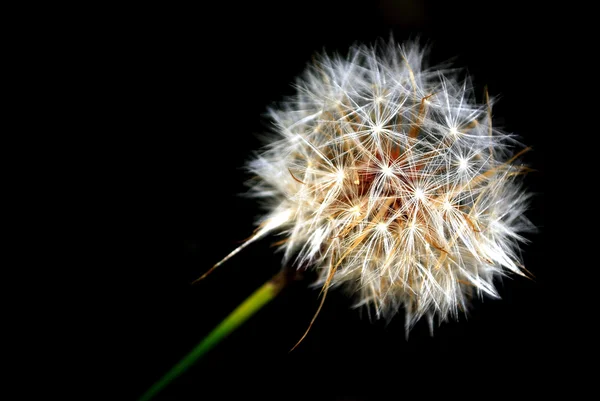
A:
138;271;286;401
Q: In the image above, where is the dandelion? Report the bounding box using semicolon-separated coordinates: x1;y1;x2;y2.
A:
139;39;534;401
224;39;533;333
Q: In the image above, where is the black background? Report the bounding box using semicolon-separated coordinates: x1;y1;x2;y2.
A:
119;1;549;399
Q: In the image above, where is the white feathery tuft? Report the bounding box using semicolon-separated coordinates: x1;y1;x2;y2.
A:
228;40;534;332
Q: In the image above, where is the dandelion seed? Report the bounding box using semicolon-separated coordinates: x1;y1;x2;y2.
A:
212;39;534;334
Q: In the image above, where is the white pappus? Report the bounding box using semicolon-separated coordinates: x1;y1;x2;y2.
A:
213;40;534;335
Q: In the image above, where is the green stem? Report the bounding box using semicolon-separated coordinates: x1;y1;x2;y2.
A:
138;272;285;401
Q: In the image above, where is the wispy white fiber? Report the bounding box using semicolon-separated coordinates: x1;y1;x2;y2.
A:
228;40;533;331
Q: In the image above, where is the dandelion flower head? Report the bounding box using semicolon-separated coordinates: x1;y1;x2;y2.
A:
221;40;532;331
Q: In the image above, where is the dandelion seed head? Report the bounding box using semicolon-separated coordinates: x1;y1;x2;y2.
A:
240;40;533;332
